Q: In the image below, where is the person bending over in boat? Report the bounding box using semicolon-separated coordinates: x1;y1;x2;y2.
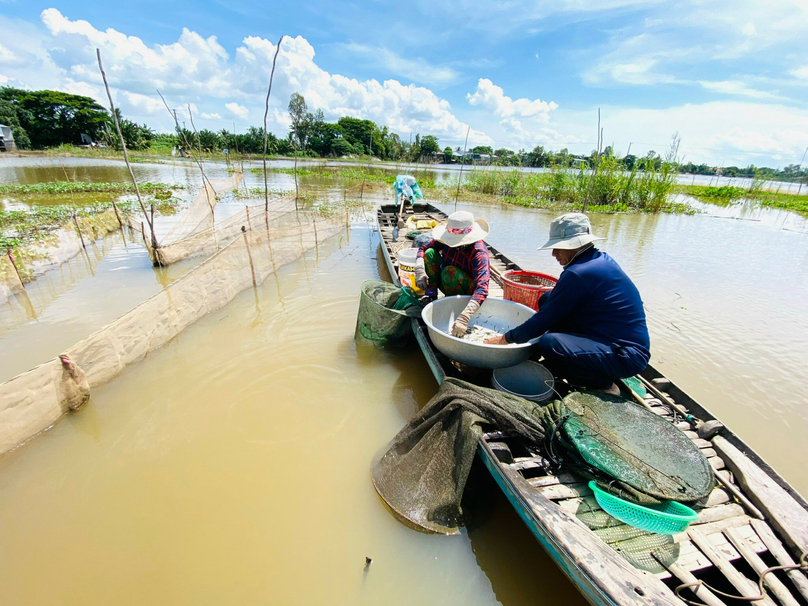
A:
415;210;491;338
485;213;649;395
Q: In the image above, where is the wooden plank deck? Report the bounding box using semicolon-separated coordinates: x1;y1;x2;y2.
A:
484;381;808;602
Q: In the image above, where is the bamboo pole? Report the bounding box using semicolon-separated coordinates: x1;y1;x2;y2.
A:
156;91;216;199
454;125;471;211
96;49;158;254
187;104;216;215
6;251;25;290
72;213;87;249
293;145;299;211
262;36;284;213
241;226;257;287
111;200;124;228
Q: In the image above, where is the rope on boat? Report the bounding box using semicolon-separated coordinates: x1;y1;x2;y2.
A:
673;550;808;605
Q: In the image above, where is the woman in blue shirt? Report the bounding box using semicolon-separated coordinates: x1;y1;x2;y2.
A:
486;213;650;395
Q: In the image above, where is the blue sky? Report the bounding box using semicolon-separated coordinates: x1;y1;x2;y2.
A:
1;0;807;166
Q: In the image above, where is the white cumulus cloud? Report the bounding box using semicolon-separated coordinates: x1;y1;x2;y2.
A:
225;102;249;120
467;78;558;118
200;112;222;120
466;79;560;149
20;9;489;147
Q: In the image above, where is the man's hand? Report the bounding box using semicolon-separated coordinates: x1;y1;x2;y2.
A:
414;257;428;289
484;334;509;346
451;300;480;338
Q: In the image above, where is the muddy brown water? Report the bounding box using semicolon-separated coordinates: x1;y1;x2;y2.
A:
1;158;807;604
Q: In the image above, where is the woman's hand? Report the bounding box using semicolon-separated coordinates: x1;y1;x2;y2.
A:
484;334;508;346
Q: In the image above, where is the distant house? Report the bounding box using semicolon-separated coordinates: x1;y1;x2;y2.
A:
0;124;16;152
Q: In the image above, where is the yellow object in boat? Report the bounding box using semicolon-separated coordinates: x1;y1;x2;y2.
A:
406;217;438;231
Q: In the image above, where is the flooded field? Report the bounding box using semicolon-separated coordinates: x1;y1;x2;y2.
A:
1;157;807;604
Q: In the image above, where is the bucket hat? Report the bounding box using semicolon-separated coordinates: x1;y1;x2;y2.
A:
432;211;490;248
539;213;604;250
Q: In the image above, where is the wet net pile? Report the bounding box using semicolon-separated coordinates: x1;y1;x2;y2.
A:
354;280;422;348
0;210;347;455
373;381;713;537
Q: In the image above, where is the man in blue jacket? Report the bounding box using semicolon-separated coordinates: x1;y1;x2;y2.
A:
485;213;650;395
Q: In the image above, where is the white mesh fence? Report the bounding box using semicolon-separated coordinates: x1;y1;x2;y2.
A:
0;212;348;455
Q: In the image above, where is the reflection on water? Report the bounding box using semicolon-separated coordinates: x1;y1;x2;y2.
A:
0;225;584;606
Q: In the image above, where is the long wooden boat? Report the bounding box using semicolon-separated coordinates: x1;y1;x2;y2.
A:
377;202;808;606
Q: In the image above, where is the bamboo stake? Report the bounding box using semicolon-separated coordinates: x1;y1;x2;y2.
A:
241;226;257;287
263;36;284;213
293;145;299;211
187;104;217;214
156;91;216;199
454;125;471;211
111;200;124;228
6;251;25;290
72;213;87;249
96;49;158;253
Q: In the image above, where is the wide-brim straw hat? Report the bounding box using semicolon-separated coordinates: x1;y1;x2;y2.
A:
539;212;604;250
432;210;489;247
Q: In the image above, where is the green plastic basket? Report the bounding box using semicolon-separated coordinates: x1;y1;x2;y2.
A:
588;481;698;534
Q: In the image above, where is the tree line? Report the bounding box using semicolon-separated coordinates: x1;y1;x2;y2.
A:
1;86;805;182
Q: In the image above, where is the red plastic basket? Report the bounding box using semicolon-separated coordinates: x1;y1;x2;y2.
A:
502;270;558;311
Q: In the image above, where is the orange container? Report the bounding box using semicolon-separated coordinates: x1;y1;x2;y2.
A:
502;270;558;311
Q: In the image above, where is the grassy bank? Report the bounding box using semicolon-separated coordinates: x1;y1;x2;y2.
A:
248;164;438;188
675;184;808;215
452;158;687;214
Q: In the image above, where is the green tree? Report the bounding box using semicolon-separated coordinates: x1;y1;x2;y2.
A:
337;116;376;154
443;146;454;163
288;92;312;150
330;137;354;156
0;87;109;148
103;108;155;151
197;129;220;151
420;135;440;157
0;98;30;149
528;145;549;167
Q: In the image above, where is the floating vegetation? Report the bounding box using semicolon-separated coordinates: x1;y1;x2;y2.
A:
676;185;808;215
0;195;181;251
0;181;184;196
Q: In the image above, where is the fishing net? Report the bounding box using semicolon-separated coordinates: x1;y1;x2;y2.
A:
0;209;123;305
542;392;714;504
372;377;546;534
354;280;422;347
0;212;347;455
144;195;300;265
160;172;242;246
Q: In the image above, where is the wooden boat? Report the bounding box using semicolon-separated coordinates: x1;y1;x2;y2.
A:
377;202;808;606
